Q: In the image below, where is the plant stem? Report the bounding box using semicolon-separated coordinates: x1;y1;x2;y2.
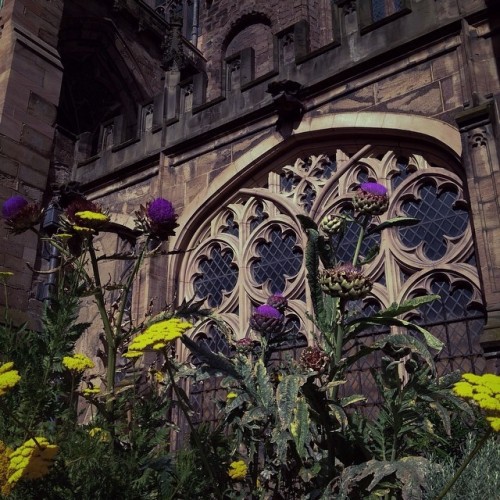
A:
434;429;492;500
352;215;368;267
163;355;223;500
88;243;115;396
114;236;150;349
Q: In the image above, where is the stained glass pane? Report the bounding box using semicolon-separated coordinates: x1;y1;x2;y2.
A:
280;173;297;193
299;183;316;212
252;227;303;293
391;157;412;189
222;213;239;236
193;246;238;307
398;185;469;260
250;202;268;232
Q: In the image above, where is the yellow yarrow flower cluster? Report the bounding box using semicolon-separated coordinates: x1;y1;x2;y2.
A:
8;437;58;485
123;318;192;358
226;392;237;401
0;441;13;496
62;353;94;373
0;362;21;397
82;387;101;397
88;427;111;442
228;460;247;480
453;373;500;432
74;211;109;223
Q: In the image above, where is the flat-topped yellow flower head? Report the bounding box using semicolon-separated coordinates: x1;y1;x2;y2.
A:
0;362;21;397
453;373;500;432
8;437;58;485
62;354;94;373
124;318;192;358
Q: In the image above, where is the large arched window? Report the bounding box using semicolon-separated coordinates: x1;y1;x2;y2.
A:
174;137;485;420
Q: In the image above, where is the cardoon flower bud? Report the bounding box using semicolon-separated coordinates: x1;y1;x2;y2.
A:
250;304;284;334
319;263;372;300
235;337;254;353
320;214;344;235
353;182;389;216
65;197;99;224
2;195;41;234
266;293;288;313
300;346;329;372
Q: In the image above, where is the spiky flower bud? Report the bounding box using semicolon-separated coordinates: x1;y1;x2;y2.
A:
234;337;254;353
249;304;284;334
266;293;288;313
300;346;329;372
319;263;372;300
353;182;389;216
320;214;344;235
2;196;42;234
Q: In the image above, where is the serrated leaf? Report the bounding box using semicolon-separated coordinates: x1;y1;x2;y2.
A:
378;295;441;318
341;394;366;407
347;315;443;352
254;359;274;412
366;217;420;235
277;375;302;428
291;397;310;459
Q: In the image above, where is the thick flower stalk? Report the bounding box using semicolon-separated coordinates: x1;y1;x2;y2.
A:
353;182;389;216
249;304;284;334
453;373;500;432
319;263;372;300
228;460;247;480
123;318;193;358
0;362;21;397
1;195;42;234
62;353;95;373
7;437;58;485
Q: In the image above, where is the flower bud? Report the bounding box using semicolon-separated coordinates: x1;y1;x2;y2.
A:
320;214;344;235
234;337;254;353
2;196;42;234
266;293;288;313
353;182;389;216
249;304;284;334
300;346;328;372
319;263;372;300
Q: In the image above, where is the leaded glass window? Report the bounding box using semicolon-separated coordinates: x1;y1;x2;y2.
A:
177;144;484;422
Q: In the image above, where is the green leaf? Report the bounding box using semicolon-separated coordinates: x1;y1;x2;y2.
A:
366;217;420;235
291;397;311;459
254;359;274;413
277;375;303;428
359;244;380;265
297;214;319;232
378;295;441;318
346;333;436;372
341;394;366;407
346;315;444;352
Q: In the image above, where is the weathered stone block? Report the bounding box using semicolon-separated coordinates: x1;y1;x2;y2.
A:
20;123;53;156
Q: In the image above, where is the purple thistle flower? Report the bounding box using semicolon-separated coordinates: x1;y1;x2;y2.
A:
250;304;284;335
2;196;28;219
254;304;282;319
359;182;387;196
147;198;176;224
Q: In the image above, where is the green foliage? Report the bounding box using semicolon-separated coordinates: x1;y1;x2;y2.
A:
424;434;500;500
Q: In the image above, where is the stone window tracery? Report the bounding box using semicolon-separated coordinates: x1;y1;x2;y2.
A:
178;143;485;420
